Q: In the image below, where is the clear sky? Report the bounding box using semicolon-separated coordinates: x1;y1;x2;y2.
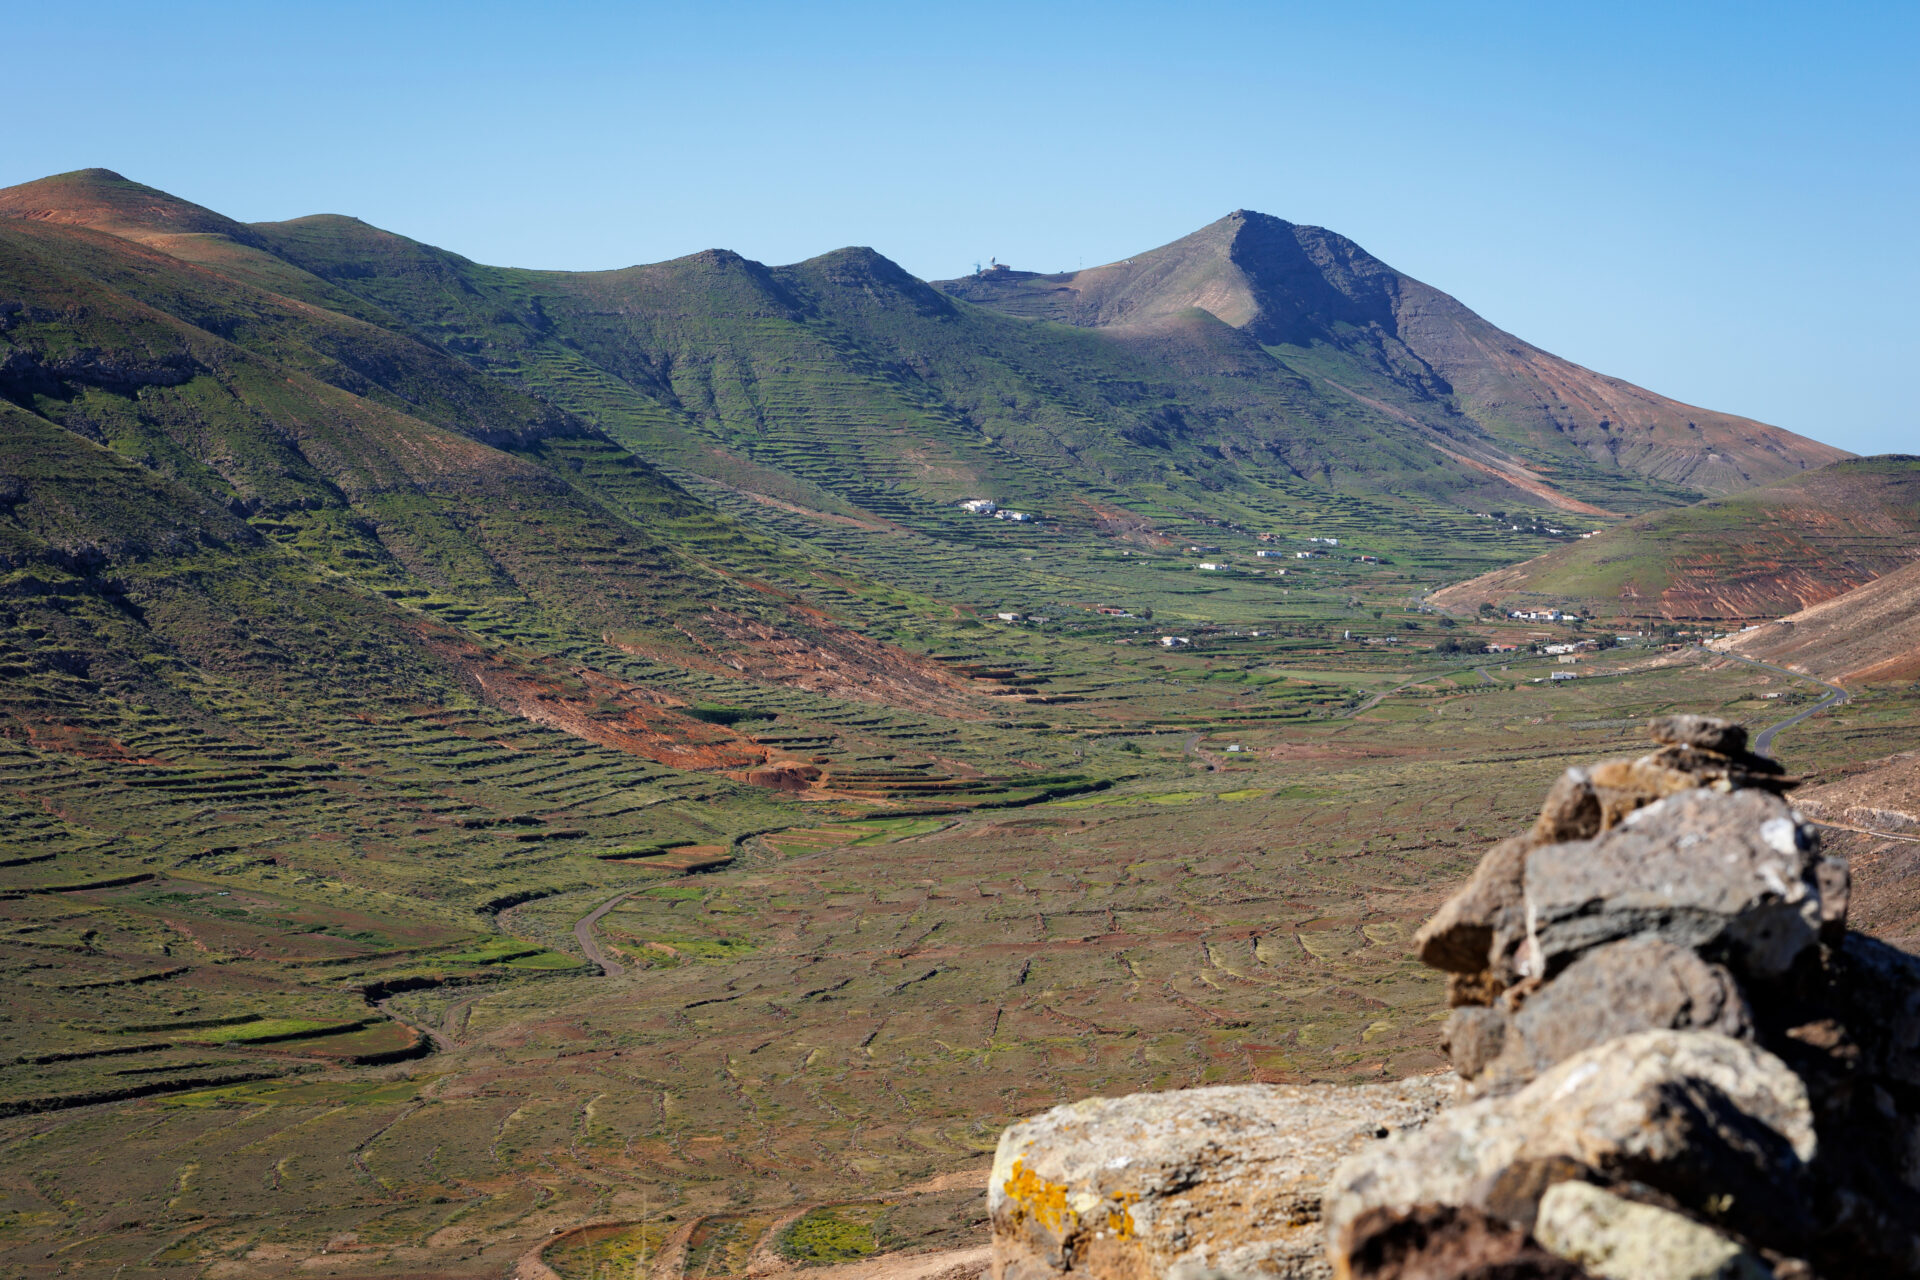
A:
7;1;1914;455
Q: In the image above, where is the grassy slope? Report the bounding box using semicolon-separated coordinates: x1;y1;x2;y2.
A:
1432;456;1920;620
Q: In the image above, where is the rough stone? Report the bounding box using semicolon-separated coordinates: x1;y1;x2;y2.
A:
1324;1032;1816;1258
1583;756;1707;827
1838;931;1920;1088
1532;1182;1770;1280
989;1076;1454;1280
1337;1204;1590;1280
1531;769;1602;845
1476;938;1752;1089
1648;715;1749;756
1414;837;1531;975
1440;1007;1509;1081
1521;789;1827;981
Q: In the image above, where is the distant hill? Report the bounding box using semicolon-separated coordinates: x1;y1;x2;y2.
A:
1430;456;1920;621
1712;557;1920;683
940;211;1847;499
5;171;1848;542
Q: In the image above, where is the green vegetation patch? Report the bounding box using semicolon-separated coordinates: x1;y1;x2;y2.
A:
546;1223;671;1280
779;1203;882;1264
501;949;588;970
440;938;544;965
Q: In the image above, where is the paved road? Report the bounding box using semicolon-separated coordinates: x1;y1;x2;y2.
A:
1475;667;1496;685
1700;647;1849;757
574;888;643;976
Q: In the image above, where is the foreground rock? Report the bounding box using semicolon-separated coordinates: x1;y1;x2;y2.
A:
1325;1031;1817;1257
988;716;1920;1280
990;1077;1453;1280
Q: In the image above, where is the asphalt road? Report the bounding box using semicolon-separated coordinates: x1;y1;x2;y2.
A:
1701;646;1850;757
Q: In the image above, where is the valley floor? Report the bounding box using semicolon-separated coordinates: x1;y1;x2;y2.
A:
7;645;1911;1280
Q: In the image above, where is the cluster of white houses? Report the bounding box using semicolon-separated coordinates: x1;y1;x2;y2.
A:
958;499;1036;523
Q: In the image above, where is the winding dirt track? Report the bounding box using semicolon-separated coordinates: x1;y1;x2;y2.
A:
574;889;642;976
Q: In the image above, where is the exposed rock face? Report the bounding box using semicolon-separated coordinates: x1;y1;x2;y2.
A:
1521;789;1831;981
1461;938;1753;1091
989;1077;1453;1280
1343;716;1920;1278
989;715;1920;1280
1325;1031;1817;1255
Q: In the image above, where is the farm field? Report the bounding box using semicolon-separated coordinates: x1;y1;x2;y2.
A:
0;637;1858;1279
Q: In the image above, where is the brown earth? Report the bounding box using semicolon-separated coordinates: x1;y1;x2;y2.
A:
1435;457;1920;620
423;634;767;771
1713;558;1920;683
608;609;992;720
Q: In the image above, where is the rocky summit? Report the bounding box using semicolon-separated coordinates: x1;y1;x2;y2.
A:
988;715;1920;1280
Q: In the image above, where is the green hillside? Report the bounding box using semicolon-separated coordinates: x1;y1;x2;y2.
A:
940;210;1849;501
1432;455;1920;621
0;168;1886;1277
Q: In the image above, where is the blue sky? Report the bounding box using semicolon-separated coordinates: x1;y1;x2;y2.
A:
7;1;1914;454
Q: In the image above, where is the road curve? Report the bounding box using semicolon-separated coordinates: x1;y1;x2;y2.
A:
1183;732;1222;772
1700;646;1849;757
574;888;642;976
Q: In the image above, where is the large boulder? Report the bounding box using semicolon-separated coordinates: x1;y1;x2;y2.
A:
989;1077;1453;1280
1325;1031;1816;1263
1450;938;1753;1092
1412;721;1791;991
1520;789;1839;981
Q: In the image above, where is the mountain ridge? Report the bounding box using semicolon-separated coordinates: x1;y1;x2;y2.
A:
937;209;1847;497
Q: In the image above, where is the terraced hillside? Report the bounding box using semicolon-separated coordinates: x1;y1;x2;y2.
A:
1714;557;1920;683
0;167;1894;1280
1433;455;1920;621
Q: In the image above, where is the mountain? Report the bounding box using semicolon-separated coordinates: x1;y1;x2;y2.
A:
940;210;1847;499
1712;557;1920;683
1430;456;1920;621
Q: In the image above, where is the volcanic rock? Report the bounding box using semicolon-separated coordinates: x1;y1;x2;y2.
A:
1531;1182;1770;1280
1520;789;1833;980
1324;1031;1817;1258
1339;1203;1591;1280
1648;715;1750;756
1459;938;1753;1092
988;1076;1453;1280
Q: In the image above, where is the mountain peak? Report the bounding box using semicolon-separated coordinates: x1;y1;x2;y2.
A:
0;168;264;250
936;210;1848;496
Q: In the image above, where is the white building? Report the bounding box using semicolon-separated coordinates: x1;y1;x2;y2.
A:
1159;635;1191;648
1197;562;1223;571
959;498;997;514
995;611;1023;622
